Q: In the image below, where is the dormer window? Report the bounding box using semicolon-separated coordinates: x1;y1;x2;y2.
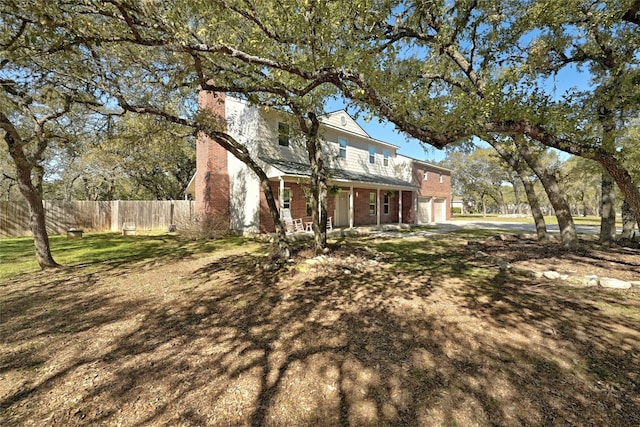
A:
338;138;347;159
368;146;376;164
383;150;390;167
278;122;290;147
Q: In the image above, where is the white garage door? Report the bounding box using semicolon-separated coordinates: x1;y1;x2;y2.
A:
433;198;447;222
417;197;431;224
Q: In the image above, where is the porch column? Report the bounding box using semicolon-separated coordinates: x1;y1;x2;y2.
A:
349;186;354;228
376;188;381;226
279;177;284;218
398;190;403;224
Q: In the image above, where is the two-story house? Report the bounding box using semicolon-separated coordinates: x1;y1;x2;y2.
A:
188;92;451;233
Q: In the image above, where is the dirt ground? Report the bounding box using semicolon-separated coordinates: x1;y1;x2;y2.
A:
1;234;639;426
474;234;640;283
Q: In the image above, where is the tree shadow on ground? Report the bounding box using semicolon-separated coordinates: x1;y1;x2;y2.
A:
1;237;639;426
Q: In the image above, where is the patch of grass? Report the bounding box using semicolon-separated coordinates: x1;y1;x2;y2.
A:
354;235;492;280
0;232;258;280
452;214;618;226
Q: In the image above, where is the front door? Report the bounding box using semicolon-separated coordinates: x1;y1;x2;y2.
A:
336;193;349;227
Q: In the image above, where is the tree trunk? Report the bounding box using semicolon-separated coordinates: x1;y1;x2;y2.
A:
621;199;636;240
600;172;617;243
302;112;328;255
1;112;59;269
516;139;577;246
521;176;548;241
24;188;58;268
596;154;640;233
259;176;291;259
599;107;617;244
487;136;548;241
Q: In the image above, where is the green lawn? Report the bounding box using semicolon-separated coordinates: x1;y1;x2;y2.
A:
0;232;257;281
451;214;616;226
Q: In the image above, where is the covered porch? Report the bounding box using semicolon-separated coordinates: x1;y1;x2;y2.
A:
262;158;418;231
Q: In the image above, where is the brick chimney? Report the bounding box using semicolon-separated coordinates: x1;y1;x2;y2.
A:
195;90;230;223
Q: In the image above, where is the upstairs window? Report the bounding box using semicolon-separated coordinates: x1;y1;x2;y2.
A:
383;150;390;167
439;173;444;183
369;192;377;215
278;122;290;147
423;171;428;180
338;138;347;159
368;146;376;164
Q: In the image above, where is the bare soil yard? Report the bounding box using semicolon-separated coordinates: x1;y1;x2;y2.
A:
1;233;639;426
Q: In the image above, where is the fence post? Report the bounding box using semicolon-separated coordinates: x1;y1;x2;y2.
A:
111;200;119;232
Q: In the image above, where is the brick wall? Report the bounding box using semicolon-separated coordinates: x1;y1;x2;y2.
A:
195;91;230;224
353;188;379;226
259;183;274;233
402;191;414;224
413;163;452;221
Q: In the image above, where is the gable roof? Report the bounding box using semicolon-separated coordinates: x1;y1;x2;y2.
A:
319;110;370;138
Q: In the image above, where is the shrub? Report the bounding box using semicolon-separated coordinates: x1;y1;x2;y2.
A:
176;210;232;240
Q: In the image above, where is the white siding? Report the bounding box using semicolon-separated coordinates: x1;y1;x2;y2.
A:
227;99;406;181
226;97;261;233
321;129;405;179
320;111;369;137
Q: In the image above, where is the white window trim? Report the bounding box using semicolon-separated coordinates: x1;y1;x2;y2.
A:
283;187;291;210
338;138;347;159
369;192;377;215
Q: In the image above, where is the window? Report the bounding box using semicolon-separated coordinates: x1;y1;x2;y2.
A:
439;173;443;183
368;146;376;164
383;150;389;167
283;188;291;209
338;138;347;159
278;122;290;147
423;170;428;180
383;194;390;215
369;192;376;215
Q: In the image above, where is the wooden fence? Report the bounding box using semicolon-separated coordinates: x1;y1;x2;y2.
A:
0;200;196;237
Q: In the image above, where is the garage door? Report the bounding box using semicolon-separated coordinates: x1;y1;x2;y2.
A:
433;198;447;222
417;197;431;224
